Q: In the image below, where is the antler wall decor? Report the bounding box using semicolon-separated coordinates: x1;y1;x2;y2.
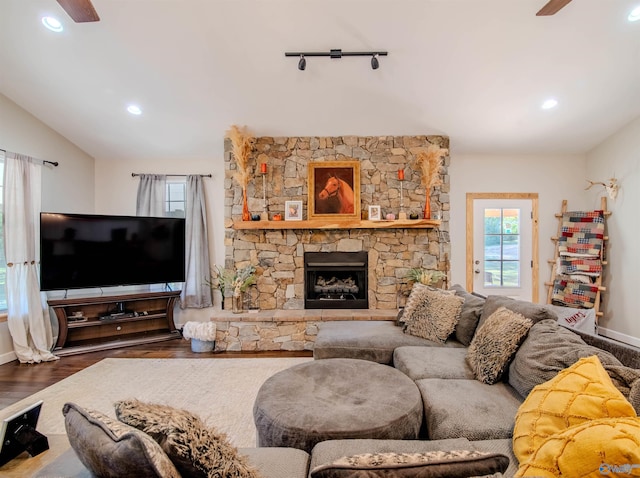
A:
585;177;619;200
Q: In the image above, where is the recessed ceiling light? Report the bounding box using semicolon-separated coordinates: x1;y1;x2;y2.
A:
127;105;142;115
629;6;640;22
541;98;558;110
42;16;63;32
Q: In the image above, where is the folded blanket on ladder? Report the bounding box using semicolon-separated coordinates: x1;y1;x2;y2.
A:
558;210;605;259
558;257;603;277
552;279;599;309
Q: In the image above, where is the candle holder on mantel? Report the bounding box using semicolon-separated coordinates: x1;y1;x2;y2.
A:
398;169;407;220
260;163;268;221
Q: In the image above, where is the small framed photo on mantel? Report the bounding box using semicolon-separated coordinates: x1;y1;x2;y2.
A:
285;200;303;221
368;205;381;221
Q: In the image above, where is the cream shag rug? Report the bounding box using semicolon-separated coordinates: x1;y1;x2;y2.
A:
0;357;311;448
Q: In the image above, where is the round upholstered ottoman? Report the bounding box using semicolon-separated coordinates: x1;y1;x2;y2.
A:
253;358;423;452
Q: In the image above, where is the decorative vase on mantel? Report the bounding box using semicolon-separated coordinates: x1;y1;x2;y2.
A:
232;292;243;313
423;191;432;220
242;186;250;221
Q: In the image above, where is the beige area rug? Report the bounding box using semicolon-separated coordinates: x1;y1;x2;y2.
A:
0;357;311;448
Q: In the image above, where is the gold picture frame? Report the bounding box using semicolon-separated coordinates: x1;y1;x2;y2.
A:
308;160;361;220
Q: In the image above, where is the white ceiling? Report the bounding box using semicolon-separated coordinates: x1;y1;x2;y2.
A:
1;0;640;161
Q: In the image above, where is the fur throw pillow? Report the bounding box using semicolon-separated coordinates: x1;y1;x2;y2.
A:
115;399;261;478
403;284;464;343
467;306;533;384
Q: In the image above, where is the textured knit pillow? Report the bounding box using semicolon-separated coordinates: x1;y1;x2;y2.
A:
310;450;510;478
512;355;637;467
517;417;640;477
403;284;464;343
63;402;180;478
115;399;261;478
466;306;532;384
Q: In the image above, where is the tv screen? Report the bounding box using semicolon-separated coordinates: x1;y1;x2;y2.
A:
40;213;186;291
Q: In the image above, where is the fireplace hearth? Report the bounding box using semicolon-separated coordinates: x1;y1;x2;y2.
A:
304;251;368;309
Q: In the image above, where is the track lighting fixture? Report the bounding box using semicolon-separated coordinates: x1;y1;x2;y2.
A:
285;49;388;70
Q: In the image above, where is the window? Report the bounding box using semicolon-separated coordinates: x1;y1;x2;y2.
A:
483;208;521;287
0;154;6;311
166;179;186;218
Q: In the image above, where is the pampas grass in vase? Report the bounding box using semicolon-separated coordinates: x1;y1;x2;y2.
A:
227;125;255;221
415;144;447;219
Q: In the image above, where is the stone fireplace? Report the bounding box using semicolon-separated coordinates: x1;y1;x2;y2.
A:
304;251;368;309
223;134;451;310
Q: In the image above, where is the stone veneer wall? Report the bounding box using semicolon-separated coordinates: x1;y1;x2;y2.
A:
223;135;450;311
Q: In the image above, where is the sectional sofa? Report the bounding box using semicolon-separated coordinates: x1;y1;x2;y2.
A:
35;285;640;477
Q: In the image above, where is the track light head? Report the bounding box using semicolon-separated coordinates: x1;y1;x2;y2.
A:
371;54;379;70
298;55;306;71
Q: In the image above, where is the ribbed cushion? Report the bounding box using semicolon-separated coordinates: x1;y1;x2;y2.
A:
512;355;637;466
416;379;523;440
393;346;474;381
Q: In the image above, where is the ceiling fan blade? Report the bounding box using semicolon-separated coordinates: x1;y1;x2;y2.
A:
536;0;572;16
56;0;100;22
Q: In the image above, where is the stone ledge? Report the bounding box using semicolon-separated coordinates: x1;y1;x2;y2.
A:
210;309;398;323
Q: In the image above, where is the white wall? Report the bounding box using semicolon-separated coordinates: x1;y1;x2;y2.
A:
586;116;640;345
93;155;226;325
449;153;588;303
0;93;95;364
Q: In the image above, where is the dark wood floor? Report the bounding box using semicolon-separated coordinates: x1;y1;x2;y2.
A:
0;339;312;409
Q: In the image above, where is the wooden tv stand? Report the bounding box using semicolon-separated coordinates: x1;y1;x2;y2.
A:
48;290;181;356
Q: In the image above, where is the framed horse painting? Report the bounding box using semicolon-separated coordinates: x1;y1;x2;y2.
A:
308;160;361;220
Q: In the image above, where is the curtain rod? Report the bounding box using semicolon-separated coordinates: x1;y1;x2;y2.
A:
0;148;59;167
131;173;212;178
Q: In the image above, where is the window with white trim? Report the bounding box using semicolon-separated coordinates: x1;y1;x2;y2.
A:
166;179;186;218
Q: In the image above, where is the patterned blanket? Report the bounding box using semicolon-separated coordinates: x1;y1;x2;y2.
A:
558;257;602;277
552;279;599;309
558;210;605;259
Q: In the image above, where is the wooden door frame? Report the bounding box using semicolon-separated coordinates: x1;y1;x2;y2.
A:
466;193;539;302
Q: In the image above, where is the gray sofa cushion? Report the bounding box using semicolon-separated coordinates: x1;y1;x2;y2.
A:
393;346;475;381
34;446;311;478
314;321;463;364
508;319;625;398
416;379;523;441
477;295;557;331
450;284;486;346
239;447;310;478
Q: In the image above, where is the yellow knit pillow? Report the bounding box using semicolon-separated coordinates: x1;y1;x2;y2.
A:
513;355;636;465
516;417;640;477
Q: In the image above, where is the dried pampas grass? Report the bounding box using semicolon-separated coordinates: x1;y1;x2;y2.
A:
415;144;448;191
226;125;255;187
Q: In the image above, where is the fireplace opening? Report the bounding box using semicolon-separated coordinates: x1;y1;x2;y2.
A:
304;251;368;309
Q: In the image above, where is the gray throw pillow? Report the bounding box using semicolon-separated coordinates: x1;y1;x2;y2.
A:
310;450;509;478
466;307;533;384
115;399;261;478
449;284;486;346
403;285;464;343
477;295;557;332
508;319;623;398
63;402;180;478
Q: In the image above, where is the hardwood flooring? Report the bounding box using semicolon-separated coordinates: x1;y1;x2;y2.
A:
0;338;312;409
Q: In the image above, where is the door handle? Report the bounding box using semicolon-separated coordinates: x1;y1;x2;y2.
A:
474;269;481;274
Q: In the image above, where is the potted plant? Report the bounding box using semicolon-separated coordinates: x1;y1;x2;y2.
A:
181;321;217;353
405;268;445;287
210;265;257;313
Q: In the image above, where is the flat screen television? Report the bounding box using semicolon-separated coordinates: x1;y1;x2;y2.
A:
40;213;186;291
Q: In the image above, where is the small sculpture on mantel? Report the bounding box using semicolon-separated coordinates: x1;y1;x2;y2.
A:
585;177;619;201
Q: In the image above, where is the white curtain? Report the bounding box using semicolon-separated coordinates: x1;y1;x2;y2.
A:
136;174;166;216
3;153;58;363
181;175;212;308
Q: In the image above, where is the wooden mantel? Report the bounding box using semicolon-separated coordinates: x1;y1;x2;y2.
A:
229;219;441;230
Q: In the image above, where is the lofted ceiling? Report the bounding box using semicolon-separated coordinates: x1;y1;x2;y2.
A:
1;0;639;161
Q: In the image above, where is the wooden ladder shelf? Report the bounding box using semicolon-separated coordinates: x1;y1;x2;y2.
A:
545;197;610;325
